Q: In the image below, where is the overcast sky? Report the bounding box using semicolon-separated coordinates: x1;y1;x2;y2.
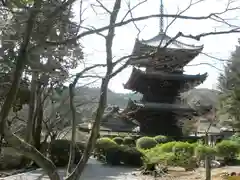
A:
72;0;240;93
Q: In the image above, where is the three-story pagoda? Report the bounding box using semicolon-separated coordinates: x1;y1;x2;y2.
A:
123;0;208;137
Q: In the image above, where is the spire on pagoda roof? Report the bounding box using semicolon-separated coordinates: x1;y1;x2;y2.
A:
130;0;203;59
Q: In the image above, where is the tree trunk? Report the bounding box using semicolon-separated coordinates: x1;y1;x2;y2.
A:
34;103;43;151
0;1;60;179
66;77;109;180
205;133;211;180
26;72;38;144
67;84;77;175
4;128;60;180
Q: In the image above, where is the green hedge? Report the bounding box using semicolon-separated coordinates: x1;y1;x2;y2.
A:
159;141;177;153
216;140;240;161
112;137;124;145
136;137;157;150
123;136;135;146
154;135;169;144
49;140;84;167
195;144;216;160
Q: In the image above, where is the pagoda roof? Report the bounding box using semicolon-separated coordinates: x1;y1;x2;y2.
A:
141;33;203;50
124;68;208;92
131;33;203;56
129;33;203;69
122;101;197;117
134;102;194;112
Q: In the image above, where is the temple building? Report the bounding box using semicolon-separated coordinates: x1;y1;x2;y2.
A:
122;0;209;137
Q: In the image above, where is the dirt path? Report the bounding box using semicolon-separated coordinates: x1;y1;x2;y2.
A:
1;158;152;180
2;158;240;180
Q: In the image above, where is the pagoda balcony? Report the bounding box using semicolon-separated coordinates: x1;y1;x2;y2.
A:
124;68;208;93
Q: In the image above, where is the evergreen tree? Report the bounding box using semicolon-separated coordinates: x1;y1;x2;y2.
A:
217;39;240;130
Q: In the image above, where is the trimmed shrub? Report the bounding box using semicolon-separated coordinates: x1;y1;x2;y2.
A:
120;146;143;167
154;135;169;144
123;136;135;146
49;140;84;167
105;146;122;165
143;145;197;171
95;137;118;150
95;137;121;165
230;133;240;144
173;142;195;156
160;141;177;153
216;140;240;162
168;152;198;171
136;137;157;150
113;137;124;145
195;144;216;160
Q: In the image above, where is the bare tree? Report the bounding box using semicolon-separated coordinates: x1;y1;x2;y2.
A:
0;0;240;180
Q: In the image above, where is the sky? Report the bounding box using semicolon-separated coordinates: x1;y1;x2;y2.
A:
71;0;240;93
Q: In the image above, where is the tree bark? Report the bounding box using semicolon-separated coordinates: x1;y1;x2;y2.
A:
4;128;60;180
66;1;121;179
26;72;38;144
66;77;110;180
67;84;77;175
0;1;61;179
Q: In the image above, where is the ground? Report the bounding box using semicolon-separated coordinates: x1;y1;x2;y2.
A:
2;157;240;180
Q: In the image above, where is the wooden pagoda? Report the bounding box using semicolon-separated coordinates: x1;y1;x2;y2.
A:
123;1;208;137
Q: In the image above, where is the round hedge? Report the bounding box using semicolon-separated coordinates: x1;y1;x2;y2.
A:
136;136;157;150
120;146;143;167
49;140;83;167
154;135;169;144
112;137;124;145
195;144;216;160
173;142;195;156
95;137;118;150
123;136;135;146
216;140;240;161
160;141;177;153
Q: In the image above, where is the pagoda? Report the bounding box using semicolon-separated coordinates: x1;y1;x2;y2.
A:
123;0;208;137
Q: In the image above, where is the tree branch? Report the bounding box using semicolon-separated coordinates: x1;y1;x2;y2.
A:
29;6;239;50
66;0;122;179
0;0;61;179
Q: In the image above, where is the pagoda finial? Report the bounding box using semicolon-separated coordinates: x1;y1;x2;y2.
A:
160;0;164;33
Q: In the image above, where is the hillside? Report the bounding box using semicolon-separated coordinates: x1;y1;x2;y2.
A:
10;87;220;137
75;87;220;109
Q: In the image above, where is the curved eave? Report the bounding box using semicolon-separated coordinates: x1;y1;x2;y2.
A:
133;102;195;112
124;68;208;91
132;38;203;56
139;33;204;50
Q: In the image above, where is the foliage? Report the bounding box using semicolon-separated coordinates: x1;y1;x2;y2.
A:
173;142;195;156
123;136;135;146
136;137;157;150
154;135;169;144
49;140;84;167
95;137;118;150
217;40;240;129
195;144;216;160
159;141;177;153
143;143;197;171
112;137;124;145
119;146;143;167
229;133;240;143
215;140;240;161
